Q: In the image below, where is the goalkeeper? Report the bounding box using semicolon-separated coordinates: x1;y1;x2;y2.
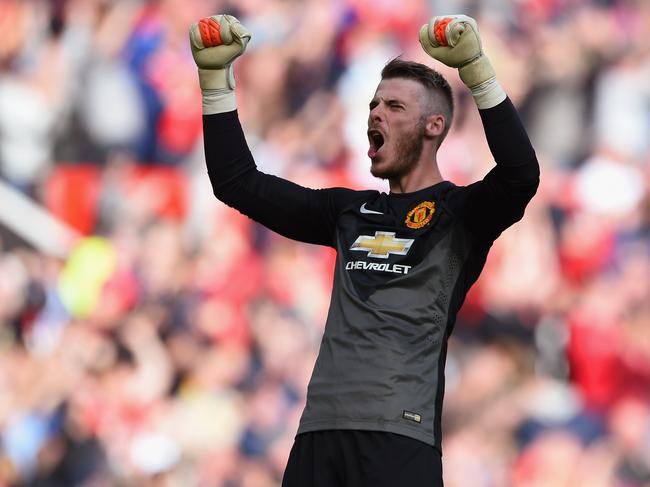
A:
190;14;539;486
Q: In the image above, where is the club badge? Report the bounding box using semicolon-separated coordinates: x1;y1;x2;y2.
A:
405;201;436;229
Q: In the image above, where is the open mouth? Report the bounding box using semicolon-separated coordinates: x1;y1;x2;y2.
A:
368;129;385;158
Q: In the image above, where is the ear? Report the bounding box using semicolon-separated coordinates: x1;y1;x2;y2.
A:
424;114;445;138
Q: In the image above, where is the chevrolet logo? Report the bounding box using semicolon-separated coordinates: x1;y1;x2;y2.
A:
350;231;414;259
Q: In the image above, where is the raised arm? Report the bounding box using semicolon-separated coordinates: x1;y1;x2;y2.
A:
420;15;539;241
190;15;365;247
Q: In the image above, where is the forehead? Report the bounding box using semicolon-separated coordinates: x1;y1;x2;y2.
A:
373;78;426;103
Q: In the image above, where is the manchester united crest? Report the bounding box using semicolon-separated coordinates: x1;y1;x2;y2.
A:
405;201;436;229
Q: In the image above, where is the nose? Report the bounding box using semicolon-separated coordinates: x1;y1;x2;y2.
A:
369;104;384;124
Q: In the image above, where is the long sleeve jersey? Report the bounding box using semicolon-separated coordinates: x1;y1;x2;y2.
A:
203;98;539;453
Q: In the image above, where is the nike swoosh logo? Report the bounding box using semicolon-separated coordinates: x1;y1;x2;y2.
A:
360;203;383;215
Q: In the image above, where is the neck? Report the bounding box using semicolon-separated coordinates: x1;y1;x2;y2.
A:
389;153;443;194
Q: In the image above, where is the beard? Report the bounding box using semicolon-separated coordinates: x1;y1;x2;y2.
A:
370;118;426;180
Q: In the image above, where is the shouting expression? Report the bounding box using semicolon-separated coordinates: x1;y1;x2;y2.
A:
367;78;429;181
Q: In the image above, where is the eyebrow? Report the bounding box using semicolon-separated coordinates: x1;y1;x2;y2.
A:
369;98;406;109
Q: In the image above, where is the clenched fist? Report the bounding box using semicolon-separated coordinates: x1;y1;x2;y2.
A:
189;14;251;114
419;15;505;109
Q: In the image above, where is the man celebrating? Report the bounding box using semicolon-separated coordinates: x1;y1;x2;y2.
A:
190;13;539;486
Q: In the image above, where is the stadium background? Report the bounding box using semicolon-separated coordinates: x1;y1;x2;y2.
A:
0;0;649;485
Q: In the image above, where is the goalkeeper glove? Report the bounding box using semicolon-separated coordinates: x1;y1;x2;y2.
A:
419;15;506;109
189;14;251;114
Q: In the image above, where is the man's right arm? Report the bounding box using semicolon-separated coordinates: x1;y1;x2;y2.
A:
191;15;365;247
203;109;364;246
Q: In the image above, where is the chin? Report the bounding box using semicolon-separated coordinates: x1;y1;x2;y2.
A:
370;159;395;180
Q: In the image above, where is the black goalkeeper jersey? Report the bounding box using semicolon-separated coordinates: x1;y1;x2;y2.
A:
203;98;539;453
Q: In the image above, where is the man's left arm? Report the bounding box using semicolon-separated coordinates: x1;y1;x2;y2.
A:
462;97;539;240
420;15;540;240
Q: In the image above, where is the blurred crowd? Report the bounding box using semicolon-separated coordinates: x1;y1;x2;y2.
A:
0;0;649;485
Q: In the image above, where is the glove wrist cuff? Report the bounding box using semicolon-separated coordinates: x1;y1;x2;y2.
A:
202;89;236;115
197;67;235;90
198;67;237;114
458;55;495;88
458;55;506;109
468;78;506;109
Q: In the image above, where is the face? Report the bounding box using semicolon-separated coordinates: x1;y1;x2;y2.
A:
367;78;429;180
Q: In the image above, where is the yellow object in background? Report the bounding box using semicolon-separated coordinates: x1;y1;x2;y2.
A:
57;237;117;318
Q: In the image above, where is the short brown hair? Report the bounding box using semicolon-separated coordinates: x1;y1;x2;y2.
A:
381;58;454;142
